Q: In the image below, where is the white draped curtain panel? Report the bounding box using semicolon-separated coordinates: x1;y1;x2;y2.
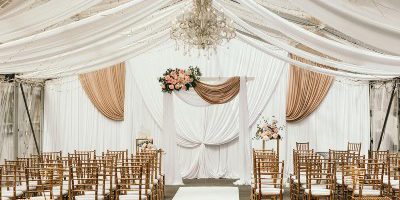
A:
129;40;286;180
43;39;370;180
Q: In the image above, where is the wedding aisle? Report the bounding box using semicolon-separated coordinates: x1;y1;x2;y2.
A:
165;179;290;200
173;187;239;200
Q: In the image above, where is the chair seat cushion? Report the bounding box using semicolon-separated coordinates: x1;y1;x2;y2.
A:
75;194;105;200
1;189;24;197
384;179;399;186
353;189;381;196
118;194;148;200
255;188;283;195
304;188;331;196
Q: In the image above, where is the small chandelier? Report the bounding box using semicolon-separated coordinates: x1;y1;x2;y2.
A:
170;0;236;56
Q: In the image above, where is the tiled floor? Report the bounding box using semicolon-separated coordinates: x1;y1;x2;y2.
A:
165;179;290;200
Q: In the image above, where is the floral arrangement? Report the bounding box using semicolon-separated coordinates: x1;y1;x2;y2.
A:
158;66;202;93
254;116;285;141
138;140;156;150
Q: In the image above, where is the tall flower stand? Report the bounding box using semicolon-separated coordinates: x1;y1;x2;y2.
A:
262;139;280;160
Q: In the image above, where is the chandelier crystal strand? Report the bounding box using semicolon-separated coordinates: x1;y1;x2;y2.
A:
170;0;236;56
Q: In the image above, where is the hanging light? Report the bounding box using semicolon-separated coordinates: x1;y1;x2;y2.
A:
170;0;236;56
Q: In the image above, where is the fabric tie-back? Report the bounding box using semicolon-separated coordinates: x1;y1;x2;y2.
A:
79;63;126;121
194;77;240;104
286;52;334;122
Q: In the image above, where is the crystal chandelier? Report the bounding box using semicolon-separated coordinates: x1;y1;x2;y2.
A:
170;0;236;55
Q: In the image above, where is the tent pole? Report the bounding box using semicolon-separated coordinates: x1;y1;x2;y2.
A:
377;80;397;151
20;83;41;155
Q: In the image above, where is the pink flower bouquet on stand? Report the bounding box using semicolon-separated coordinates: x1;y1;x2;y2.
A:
254;116;285;154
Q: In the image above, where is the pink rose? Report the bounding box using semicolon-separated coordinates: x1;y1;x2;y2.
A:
162;85;166;89
169;85;174;89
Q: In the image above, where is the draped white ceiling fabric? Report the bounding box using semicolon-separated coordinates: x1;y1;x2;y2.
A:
293;0;400;55
0;0;102;43
214;0;398;78
236;0;400;71
0;0;397;80
42;39;370;181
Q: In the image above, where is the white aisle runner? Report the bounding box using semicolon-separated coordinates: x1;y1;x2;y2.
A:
172;187;239;200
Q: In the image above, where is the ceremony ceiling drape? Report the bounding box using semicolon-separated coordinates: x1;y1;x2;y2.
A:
0;0;102;42
237;0;400;71
0;0;396;79
79;63;126;121
293;0;400;55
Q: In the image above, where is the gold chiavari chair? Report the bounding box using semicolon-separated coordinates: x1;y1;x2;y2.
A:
290;149;315;200
69;161;101;200
147;149;164;199
350;159;385;199
251;149;277;200
296;142;310;151
347;143;361;156
128;154;158;200
254;160;284;200
136;152;160;198
383;153;400;197
116;164;149;200
4;159;28;194
1;164;24;199
329;150;354;199
303;157;335;200
0;166;2;199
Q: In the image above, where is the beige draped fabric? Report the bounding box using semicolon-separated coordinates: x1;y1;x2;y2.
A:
79;63;125;121
286;53;334;122
194;77;240;104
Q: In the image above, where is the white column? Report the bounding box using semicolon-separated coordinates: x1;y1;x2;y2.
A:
162;93;183;185
234;76;251;185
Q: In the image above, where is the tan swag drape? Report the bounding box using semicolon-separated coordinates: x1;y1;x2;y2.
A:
286;53;334;122
194;77;240;104
79;63;125;121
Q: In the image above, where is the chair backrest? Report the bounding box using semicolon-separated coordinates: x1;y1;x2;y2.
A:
370;150;389;162
106;149;128;164
70;161;100;200
296;142;309;150
347;142;361;155
74;150;96;160
1;164;18;198
305;157;334;191
117;165;145;200
255;161;284;198
351;160;385;198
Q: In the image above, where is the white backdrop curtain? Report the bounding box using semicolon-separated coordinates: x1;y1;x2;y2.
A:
128;39;286;180
43;39;370;180
162;76;251;185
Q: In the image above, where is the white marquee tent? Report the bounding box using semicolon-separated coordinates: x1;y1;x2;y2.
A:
0;0;398;192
